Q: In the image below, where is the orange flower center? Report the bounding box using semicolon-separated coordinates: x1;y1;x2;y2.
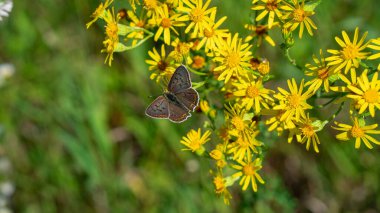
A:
190;8;204;23
351;125;364;138
136;21;145;28
301;124;315;137
243;163;257;176
342;44;359;59
265;0;278;11
287;94;301;109
255;25;268;36
157;60;168;71
161;18;172;28
204;28;214;38
363;89;379;103
293;8;306;22
226;52;240;68
231;116;245;131
318;67;329;79
246;85;260;98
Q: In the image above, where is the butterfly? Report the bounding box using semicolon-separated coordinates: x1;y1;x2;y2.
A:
145;65;199;123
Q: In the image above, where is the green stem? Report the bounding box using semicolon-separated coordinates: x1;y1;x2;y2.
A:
284;48;303;71
328;102;344;121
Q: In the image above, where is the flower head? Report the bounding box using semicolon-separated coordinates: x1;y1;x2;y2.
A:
281;0;317;38
181;128;211;152
86;0;114;29
273;78;313;124
346;71;380;117
101;9;121;66
288;114;321;153
251;0;283;29
154;4;188;44
333;117;380;149
177;0;216;37
145;45;177;82
232;156;265;191
213;33;253;83
305;49;335;93
232;75;274;113
326;27;370;74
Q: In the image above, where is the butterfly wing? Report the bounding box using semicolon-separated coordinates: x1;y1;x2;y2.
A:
168;102;190;123
168;65;192;93
145;96;169;119
175;88;199;111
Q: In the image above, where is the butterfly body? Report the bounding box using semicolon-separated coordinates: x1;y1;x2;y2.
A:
145;65;199;123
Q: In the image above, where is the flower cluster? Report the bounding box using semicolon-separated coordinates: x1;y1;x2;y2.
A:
87;0;380;205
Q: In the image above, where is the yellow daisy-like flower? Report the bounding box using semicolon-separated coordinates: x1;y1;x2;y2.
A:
346;71;380;117
170;38;193;64
224;104;253;139
368;38;380;60
101;9;120;66
180;128;211;152
197;10;229;54
232;75;274;113
154;4;188;45
333;117;380;149
227;135;259;161
232;155;265;192
251;0;283;29
326;27;370;74
305;49;335;93
281;0;317;38
145;45;176;82
245;23;276;47
273;78;313;123
86;0;114;29
213;33;253;83
288;114;321;153
177;0;215;37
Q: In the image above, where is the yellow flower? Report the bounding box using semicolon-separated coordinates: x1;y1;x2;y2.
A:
197;10;229;54
232;75;274;113
330;68;360;93
126;10;146;46
262;109;288;134
346;71;380;117
199;100;216;118
257;59;270;75
227;136;259;161
305;49;335;93
333;117;380;149
101;9;120;66
251;0;283;29
245;23;276;47
368;38;380;60
177;0;215;37
288;114;321;153
281;0;317;38
232;156;265;191
224;104;253;139
273;78;313;123
213;175;232;205
170;38;193;64
213;33;253;83
154;4;188;44
145;45;176;82
86;0;114;29
326;27;370;74
180;128;211;152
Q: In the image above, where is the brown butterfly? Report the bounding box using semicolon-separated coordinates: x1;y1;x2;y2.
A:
145;65;199;123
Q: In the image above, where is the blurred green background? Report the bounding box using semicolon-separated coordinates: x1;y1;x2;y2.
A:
0;0;380;212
